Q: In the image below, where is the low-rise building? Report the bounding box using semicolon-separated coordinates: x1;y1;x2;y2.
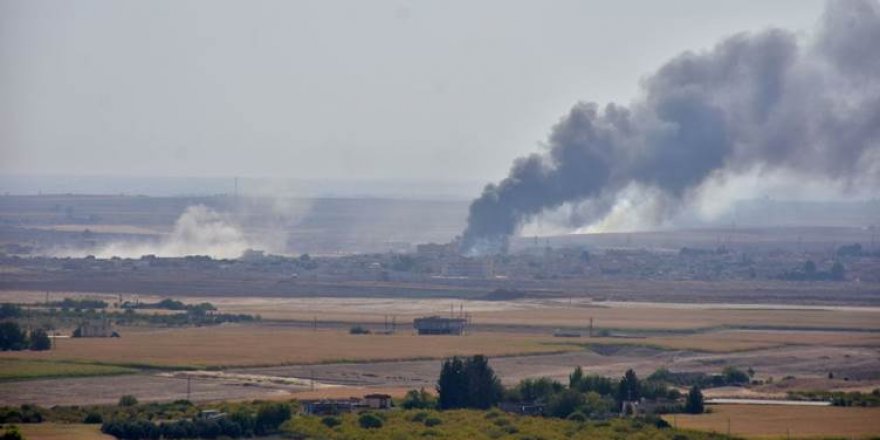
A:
413;316;467;335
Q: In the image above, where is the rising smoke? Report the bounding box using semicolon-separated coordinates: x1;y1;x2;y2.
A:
94;205;254;259
462;0;880;254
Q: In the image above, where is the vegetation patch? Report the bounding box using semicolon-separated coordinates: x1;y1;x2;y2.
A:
0;359;136;381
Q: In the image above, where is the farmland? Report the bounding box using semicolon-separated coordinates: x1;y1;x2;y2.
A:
0;359;135;381
666;404;880;439
0;325;579;369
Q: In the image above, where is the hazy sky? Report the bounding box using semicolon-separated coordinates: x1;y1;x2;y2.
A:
1;0;825;183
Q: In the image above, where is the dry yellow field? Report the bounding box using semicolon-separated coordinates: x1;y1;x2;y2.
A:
0;324;577;369
3;290;878;332
587;329;880;352
16;423;113;440
665;404;880;439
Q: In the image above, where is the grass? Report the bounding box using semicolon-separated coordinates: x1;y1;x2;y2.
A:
664;404;880;439
284;409;731;440
0;325;581;369
0;359;136;381
14;423;113;440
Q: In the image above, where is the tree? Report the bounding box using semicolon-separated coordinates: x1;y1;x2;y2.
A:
255;402;291;435
0;322;27;351
401;388;436;409
463;355;502;409
803;260;817;277
569;366;584;389
0;304;22;319
684;386;704;414
29;329;51;351
437;355;502;409
830;261;846;281
437;356;467;409
722;366;749;385
547;389;585;418
617;369;641;403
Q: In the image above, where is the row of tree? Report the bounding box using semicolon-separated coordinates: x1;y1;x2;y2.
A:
435;355;706;419
0;322;50;351
101;402;290;440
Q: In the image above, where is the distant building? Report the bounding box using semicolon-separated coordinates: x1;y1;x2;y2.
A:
416;242;456;259
413;316;467;335
364;394;393;409
442;257;494;278
301;399;359;416
73;318;118;338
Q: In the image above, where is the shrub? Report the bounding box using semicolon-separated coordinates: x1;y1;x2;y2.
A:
118;395;138;407
566;411;587;422
321;416;341;428
83;412;103;424
1;425;23;440
423;416;442;427
410;411;429;423
358;413;383;429
349;325;371;335
401;388;436;409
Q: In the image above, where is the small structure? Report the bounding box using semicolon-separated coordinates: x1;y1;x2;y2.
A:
413;316;467;335
364;393;393;409
73;318;119;338
499;401;545;416
196;410;226;421
301;399;361;416
553;329;582;338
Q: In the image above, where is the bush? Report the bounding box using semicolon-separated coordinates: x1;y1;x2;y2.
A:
566;411;587;422
358;413;383;429
410;411;429;422
423;416;442;427
401;388;436;409
83;412;103;424
349;325;371;335
1;425;23;440
321;416;341;428
29;329;52;351
118;395;139;407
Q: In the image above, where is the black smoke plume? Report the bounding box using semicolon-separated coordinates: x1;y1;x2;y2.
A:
462;0;880;254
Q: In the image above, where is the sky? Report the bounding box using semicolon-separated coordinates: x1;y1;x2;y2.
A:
1;0;826;184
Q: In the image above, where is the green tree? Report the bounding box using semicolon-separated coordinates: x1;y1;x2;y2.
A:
29;329;51;351
617;369;641;403
569;366;584;388
401;388;436;409
437;355;502;409
255;402;291;435
685;386;705;414
0;322;27;351
464;355;502;409
437;356;467;409
722;366;749;385
547;389;585;418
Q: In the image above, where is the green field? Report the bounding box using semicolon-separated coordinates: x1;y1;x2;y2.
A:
0;359;136;381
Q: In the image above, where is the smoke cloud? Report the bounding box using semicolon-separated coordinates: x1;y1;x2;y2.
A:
94;205;253;259
462;0;880;253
